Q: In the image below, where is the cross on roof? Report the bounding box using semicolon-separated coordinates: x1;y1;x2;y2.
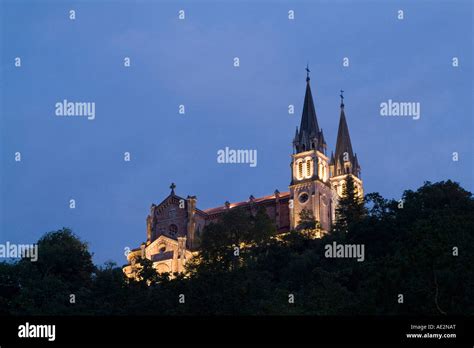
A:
170;183;176;194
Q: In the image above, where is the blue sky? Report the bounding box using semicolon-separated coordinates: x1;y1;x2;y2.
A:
1;0;472;265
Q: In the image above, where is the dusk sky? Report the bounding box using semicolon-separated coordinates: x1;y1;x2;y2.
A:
1;0;472;265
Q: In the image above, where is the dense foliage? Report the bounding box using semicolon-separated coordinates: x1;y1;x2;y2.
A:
0;181;472;315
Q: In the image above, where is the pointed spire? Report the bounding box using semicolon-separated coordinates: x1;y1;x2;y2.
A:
335;104;353;159
295;65;324;153
293;126;299;142
319;128;326;151
334;92;359;177
300;73;319;136
354;153;361;176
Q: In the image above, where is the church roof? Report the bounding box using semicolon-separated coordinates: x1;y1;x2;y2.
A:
153;192;186;215
151;185;207;218
204;191;290;215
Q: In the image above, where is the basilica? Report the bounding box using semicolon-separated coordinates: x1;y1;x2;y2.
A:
123;70;363;277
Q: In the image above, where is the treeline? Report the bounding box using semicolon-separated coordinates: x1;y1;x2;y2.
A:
0;180;473;315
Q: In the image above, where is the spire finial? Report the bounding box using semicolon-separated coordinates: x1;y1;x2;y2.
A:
170;182;176;194
340;89;345;108
306;64;310;82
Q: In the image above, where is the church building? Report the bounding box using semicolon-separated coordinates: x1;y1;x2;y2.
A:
123;69;363;277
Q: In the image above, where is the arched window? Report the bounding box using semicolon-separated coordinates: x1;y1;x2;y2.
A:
169;224;178;236
297;160;303;180
303;157;313;179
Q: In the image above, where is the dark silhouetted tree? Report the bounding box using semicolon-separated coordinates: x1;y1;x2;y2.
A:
333;175;365;234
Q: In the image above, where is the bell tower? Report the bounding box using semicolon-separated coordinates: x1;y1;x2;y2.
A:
289;67;333;232
329;91;363;206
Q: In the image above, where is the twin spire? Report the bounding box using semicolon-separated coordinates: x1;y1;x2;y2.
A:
331;96;360;177
293;66;360;178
